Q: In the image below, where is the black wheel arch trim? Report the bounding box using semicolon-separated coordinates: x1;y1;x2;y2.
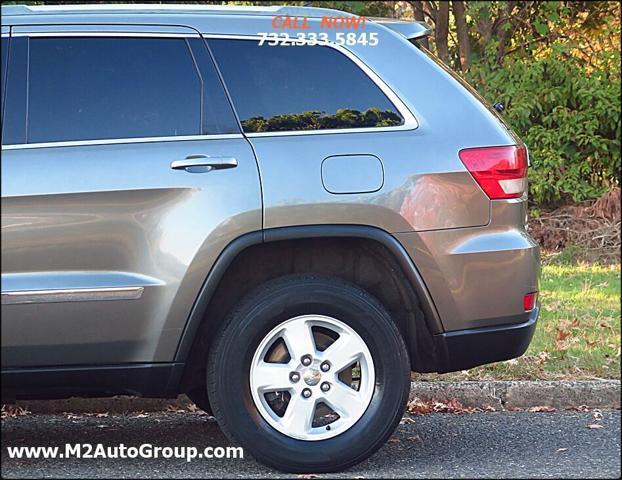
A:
173;224;444;364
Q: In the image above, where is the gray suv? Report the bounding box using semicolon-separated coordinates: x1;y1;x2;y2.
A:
1;4;540;473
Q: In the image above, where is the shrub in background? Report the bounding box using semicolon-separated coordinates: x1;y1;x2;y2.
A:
466;43;620;206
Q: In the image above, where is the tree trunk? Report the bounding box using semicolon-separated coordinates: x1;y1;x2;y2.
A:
411;1;430;49
435;1;450;62
452;0;471;70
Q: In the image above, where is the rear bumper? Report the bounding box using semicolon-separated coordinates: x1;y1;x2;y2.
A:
433;305;539;373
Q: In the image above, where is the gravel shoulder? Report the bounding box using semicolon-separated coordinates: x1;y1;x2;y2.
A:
1;410;620;479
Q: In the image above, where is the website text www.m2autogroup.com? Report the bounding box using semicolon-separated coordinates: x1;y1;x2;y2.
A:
5;443;244;462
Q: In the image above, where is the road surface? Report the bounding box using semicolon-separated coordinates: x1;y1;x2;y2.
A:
1;410;620;478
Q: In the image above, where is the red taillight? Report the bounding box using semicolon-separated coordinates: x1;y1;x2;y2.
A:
523;292;538;311
459;145;528;199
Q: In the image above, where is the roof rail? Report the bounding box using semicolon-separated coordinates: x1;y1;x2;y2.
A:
0;3;356;18
2;5;31;16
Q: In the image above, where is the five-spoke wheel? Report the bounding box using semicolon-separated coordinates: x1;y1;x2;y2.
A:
250;314;375;440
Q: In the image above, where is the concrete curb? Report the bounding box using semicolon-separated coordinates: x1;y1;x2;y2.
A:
408;380;621;410
6;380;620;414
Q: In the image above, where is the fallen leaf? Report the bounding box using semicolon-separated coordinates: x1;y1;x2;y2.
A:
528;406;556;412
0;405;31;419
537;351;550;364
556;328;570;342
407;398;432;415
408;397;482;415
569;405;591;412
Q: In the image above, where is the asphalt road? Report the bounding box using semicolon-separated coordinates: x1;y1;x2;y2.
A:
1;410;620;479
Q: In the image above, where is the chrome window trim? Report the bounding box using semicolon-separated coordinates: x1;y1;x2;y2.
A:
244;125;413;138
1;134;245;150
204;33;419;137
1;286;144;305
7;4;282;15
12;32;201;38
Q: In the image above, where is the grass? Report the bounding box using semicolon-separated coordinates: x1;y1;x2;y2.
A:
414;260;621;381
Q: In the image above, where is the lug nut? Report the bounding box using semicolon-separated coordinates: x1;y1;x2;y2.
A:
301;355;312;366
302;388;312;398
320;361;330;372
290;372;300;383
321;382;331;392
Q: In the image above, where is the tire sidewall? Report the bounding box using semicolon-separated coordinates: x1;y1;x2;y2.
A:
208;277;410;471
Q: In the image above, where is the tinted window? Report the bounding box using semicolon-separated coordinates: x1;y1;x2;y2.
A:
0;36;8;136
1;36;7;105
2;37;27;145
187;38;240;136
208;40;404;133
28;37;202;143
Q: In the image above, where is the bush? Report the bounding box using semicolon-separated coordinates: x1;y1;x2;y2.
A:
465;44;621;206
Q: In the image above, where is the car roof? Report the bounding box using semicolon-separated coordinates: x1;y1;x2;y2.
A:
1;3;356;18
1;4;432;42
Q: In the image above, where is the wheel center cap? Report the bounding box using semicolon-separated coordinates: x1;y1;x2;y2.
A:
302;368;321;386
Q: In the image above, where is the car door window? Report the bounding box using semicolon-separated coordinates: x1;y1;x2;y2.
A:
208;39;404;133
1;36;27;145
22;36;238;144
27;37;200;143
1;35;8;111
186;37;241;138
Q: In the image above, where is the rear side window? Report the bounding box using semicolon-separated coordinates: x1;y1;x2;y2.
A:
208;39;404;133
10;36;239;145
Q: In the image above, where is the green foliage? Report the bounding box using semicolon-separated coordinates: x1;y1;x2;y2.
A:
461;4;621;206
465;49;620;205
241;108;402;132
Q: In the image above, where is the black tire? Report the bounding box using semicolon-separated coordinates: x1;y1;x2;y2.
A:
207;274;410;473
